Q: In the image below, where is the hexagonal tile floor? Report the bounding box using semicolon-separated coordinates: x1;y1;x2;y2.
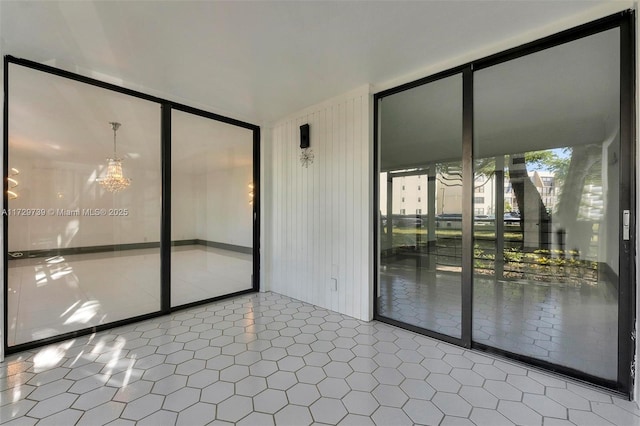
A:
379;259;618;380
1;292;638;425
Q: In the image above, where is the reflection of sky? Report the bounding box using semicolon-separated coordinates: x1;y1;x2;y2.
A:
527;147;571;172
552;147;571;159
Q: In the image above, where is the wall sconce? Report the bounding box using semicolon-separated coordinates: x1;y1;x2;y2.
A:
299;123;314;168
7;167;19;200
248;183;254;205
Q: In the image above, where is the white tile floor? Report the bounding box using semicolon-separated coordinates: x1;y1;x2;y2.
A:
171;246;252;307
2;291;639;425
7;246;252;346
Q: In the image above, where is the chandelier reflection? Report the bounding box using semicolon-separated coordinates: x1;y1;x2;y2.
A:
97;122;131;193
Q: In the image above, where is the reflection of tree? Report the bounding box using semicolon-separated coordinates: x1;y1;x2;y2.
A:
476;147;605;255
476;150;574;251
507;153;551;248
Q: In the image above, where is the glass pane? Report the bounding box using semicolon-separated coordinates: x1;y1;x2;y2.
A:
378;74;463;338
171;109;253;307
473;29;620;380
7;64;161;346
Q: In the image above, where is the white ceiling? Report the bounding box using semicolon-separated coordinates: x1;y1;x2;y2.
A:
380;28;620;171
8;64;162;169
0;0;619;125
8;64;252;173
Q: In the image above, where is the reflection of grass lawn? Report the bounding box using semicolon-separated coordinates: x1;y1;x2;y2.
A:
391;227;522;241
386;226;597;286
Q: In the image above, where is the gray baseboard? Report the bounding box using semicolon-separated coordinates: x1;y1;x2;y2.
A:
194;239;252;254
8;242;161;260
9;239;252;260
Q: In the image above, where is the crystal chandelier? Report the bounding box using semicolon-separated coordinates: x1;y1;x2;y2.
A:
97;122;131;193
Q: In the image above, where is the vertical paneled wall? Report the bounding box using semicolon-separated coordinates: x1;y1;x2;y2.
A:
267;86;372;321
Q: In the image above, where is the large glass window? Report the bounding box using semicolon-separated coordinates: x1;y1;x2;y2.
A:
5;60;259;351
171;109;254;307
376;17;631;391
378;74;463;338
7;64;161;346
473;28;620;380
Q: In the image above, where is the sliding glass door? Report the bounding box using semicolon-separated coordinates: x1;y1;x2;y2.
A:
4;57;260;352
375;13;633;392
473;28;621;381
378;74;464;341
171;109;254;307
6;64;162;346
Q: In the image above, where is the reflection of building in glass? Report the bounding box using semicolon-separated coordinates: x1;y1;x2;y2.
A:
379;172;463;216
528;171;557;213
380;169;560;217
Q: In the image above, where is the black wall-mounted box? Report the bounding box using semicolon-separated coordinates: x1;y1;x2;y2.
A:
300;124;310;149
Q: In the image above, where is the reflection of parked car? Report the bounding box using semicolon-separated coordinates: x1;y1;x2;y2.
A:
504;212;520;223
381;215;424;228
474;215;493;226
395;217;423;228
438;214;462;219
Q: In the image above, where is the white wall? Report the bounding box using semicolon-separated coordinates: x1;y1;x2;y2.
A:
8;155;161;252
171;171;198;241
194;165;253;248
8;148;253;252
171;108;254;248
266;85;373;321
